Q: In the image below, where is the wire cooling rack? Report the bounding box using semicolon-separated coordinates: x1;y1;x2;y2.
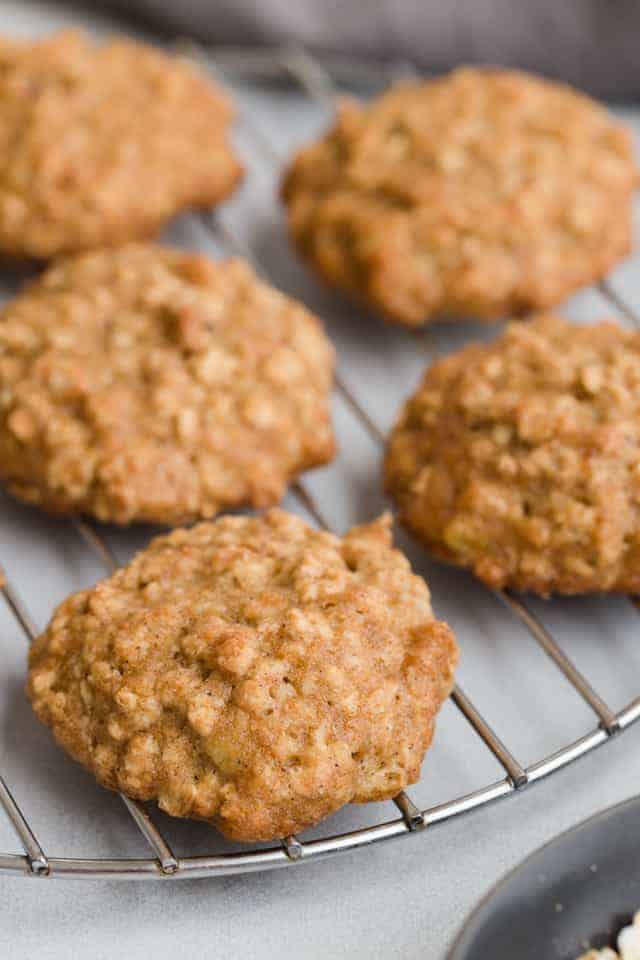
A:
0;43;639;880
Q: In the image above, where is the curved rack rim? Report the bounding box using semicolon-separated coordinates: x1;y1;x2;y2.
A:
2;703;637;880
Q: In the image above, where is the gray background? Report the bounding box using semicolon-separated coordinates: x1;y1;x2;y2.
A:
1;3;640;958
102;0;640;98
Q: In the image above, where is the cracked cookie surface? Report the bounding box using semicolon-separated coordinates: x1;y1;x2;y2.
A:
385;315;640;594
0;244;335;524
27;510;458;841
282;68;635;327
0;30;241;258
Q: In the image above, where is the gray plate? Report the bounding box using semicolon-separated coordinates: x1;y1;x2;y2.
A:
450;795;640;959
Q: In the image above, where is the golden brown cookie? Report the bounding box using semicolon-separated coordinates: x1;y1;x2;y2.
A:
0;30;241;258
282;68;635;327
385;315;640;595
0;244;335;524
27;509;458;841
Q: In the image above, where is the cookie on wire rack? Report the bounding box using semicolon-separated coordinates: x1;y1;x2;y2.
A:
27;509;458;841
385;315;640;595
0;30;241;259
0;244;336;524
282;67;636;327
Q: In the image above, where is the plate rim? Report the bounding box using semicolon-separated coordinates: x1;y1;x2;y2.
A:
449;792;640;959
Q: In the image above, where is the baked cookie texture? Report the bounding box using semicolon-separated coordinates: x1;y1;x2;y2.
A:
27;510;458;841
282;68;636;327
0;30;241;258
0;244;335;524
385;315;640;595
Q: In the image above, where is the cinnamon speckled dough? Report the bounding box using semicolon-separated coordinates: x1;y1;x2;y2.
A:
27;510;458;841
385;315;640;595
0;245;335;524
282;68;635;327
0;30;241;258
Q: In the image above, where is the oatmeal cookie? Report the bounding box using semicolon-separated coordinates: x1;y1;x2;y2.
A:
0;244;335;524
282;68;635;327
0;30;241;258
27;509;458;841
385;315;640;595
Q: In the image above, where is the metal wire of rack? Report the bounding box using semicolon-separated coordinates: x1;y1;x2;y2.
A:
1;44;639;880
